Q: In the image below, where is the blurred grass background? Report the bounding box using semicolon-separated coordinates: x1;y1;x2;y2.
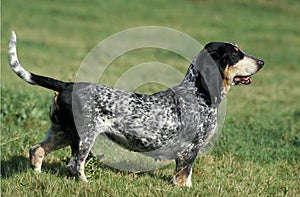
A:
1;0;300;196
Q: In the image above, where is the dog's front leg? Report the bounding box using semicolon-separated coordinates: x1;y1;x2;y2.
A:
173;148;199;187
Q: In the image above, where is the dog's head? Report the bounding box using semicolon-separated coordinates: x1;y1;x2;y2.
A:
190;42;264;105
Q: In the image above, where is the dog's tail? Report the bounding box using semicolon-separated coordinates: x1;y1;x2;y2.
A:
8;31;69;92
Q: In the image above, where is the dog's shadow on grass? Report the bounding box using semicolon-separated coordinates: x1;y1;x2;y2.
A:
1;155;172;184
1;155;69;179
139;168;173;184
1;155;30;179
85;155;173;184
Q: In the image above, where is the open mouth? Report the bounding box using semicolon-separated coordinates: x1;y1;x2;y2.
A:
233;76;252;85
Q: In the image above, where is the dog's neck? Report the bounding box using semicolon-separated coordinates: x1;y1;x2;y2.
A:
180;64;227;107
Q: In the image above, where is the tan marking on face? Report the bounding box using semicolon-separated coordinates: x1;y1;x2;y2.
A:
54;91;59;110
223;65;231;93
234;46;239;52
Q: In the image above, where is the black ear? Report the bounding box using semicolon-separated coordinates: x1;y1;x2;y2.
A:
192;47;223;106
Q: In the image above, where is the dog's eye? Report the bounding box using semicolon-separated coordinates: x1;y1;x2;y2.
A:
231;47;240;57
232;51;238;56
233;47;239;54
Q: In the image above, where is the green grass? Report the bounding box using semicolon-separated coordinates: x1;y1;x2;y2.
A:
1;0;300;196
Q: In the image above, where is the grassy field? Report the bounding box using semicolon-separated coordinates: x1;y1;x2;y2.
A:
1;0;300;196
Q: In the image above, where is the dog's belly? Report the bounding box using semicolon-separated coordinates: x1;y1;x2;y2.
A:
93;102;181;154
94;109;217;160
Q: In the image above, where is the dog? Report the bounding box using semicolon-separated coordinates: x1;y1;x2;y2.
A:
8;31;264;187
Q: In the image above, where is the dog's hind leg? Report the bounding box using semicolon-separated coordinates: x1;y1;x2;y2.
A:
29;122;70;172
30;92;70;172
66;144;88;182
66;143;94;182
66;128;99;182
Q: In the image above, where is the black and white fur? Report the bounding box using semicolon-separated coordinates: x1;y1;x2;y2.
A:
8;31;264;187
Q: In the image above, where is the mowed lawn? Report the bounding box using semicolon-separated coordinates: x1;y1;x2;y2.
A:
1;0;300;196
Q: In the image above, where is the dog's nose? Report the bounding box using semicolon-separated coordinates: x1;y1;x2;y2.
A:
257;60;264;67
